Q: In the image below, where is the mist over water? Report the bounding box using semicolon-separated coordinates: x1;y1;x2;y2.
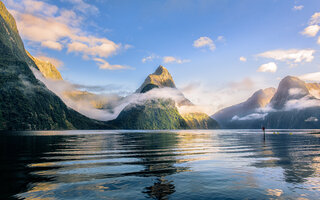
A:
1;130;320;199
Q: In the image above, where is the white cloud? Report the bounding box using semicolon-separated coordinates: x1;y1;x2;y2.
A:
41;40;63;50
305;117;318;122
193;36;215;51
302;12;320;42
163;56;190;64
288;88;308;96
257;49;315;63
298;72;320;82
239;56;247;62
232;113;268;121
293;5;304;11
257;62;277;73
5;0;128;70
216;36;225;42
142;55;159;63
93;58;129;70
285;96;320;110
64;0;99;15
67;38;119;58
302;25;320;37
310;12;320;25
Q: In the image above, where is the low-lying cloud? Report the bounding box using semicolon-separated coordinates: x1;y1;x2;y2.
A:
30;66;211;120
232;113;268;121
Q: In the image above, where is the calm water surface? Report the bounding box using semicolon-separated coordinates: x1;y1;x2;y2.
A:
1;130;320;200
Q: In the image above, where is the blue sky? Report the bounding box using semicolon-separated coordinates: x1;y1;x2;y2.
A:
3;0;320;112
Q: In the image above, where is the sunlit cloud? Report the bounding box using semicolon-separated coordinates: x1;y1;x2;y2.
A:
257;62;277;73
163;56;190;64
302;25;320;37
257;49;315;63
239;56;247;62
298;71;320;82
67;38;120;58
193;36;215;51
301;12;320;43
5;0;128;70
310;12;320;25
93;58;130;70
41;40;63;50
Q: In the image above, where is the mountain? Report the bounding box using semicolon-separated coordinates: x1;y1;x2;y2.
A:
212;76;320;129
212;87;276;128
109;99;189;129
27;52;63;80
110;65;219;129
136;65;176;93
269;76;309;109
0;1;108;130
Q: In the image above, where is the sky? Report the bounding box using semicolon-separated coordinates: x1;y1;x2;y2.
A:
3;0;320;114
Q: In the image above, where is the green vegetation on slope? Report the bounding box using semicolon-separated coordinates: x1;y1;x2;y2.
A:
0;2;109;130
182;112;219;129
109;99;189;129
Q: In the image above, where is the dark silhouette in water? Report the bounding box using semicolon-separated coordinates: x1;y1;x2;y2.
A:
143;178;175;200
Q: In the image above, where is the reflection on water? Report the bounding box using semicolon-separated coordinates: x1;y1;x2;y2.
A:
143;178;175;200
0;130;320;199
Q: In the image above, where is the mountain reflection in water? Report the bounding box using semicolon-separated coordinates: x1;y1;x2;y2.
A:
0;130;320;199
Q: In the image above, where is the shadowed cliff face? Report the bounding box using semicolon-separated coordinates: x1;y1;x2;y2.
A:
0;1;108;130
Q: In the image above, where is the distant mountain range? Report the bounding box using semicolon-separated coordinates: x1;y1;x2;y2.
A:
212;76;320;129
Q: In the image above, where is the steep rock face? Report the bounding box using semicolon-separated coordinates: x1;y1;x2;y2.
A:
306;83;320;99
212;87;276;128
0;2;107;130
182;113;219;129
269;76;309;109
27;52;63;80
136;65;176;93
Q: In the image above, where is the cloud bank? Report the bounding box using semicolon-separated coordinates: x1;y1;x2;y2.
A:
5;0;128;70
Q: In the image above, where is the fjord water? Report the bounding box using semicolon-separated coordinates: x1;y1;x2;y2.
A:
1;130;320;200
